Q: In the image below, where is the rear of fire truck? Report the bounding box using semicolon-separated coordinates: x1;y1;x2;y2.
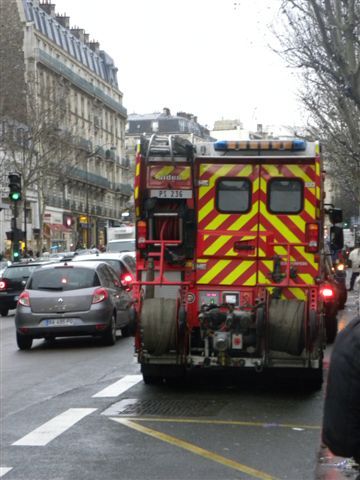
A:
133;135;338;387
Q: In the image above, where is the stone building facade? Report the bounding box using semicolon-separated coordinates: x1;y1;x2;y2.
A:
0;0;130;255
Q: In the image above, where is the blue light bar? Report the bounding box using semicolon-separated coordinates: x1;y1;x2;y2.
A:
213;139;307;152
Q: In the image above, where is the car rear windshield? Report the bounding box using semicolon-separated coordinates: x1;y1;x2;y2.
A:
3;265;38;279
28;267;100;291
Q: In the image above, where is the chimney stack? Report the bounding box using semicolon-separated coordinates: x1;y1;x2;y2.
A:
39;1;56;17
89;41;100;53
55;15;70;28
70;27;85;43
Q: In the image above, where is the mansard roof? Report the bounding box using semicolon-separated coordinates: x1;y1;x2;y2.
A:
22;0;119;88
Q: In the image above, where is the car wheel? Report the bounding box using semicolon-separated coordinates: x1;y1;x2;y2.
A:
102;314;117;346
120;324;130;337
16;332;33;350
0;308;9;317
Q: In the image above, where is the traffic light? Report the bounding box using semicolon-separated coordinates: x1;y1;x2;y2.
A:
12;242;20;262
8;173;22;202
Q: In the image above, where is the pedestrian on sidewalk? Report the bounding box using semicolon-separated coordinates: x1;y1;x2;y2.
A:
348;243;360;291
322;315;360;466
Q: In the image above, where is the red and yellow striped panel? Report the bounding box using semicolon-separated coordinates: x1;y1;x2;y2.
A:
134;143;141;218
196;160;321;295
147;165;191;188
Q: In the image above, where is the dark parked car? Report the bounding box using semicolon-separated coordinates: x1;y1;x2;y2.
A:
15;261;134;350
0;261;50;316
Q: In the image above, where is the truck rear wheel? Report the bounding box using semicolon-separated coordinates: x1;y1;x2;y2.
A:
141;298;177;355
268;299;305;355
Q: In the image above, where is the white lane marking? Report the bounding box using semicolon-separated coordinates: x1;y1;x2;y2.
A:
12;408;97;446
92;374;142;398
0;467;13;477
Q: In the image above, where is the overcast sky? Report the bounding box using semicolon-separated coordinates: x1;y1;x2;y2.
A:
54;0;305;132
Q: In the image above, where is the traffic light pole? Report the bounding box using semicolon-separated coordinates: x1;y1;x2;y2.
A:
12;201;20;262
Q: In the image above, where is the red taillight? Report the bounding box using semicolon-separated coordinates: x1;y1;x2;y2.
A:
320;284;335;301
120;273;133;291
0;280;6;291
137;220;147;249
92;288;108;304
18;291;31;307
306;223;319;253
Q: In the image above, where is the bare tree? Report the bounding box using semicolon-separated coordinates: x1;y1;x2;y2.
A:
275;0;360;215
0;72;80;251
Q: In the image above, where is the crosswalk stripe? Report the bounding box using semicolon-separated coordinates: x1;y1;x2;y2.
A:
0;468;13;477
12;408;97;446
92;374;142;398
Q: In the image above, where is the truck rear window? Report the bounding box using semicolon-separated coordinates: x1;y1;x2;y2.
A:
268;179;303;213
216;179;251;213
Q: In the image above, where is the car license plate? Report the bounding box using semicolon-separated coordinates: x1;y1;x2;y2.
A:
150;189;192;199
44;318;75;326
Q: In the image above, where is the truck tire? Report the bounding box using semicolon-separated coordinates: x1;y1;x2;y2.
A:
325;304;338;344
141;298;177;355
141;365;163;385
268;299;305;355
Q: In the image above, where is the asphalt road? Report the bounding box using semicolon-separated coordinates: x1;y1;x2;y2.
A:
1;292;359;480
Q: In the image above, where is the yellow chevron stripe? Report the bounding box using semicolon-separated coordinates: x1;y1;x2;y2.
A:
287;164;314;183
298;273;315;285
134;186;139;200
220;261;255;285
197;260;231;284
304;198;315;218
136;162;140;176
287;288;307;300
260;202;300;243
198;198;215;222
154;166;175;178
227;208;257;231
203;235;231;256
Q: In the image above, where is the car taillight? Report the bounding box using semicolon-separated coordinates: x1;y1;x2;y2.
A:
320;284;335;301
137;220;147;249
305;223;319;253
120;273;133;291
0;280;6;291
18;291;31;307
92;288;108;304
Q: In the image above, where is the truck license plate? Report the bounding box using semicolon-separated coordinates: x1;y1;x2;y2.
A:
150;189;192;199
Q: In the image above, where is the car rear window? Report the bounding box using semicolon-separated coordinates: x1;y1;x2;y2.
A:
3;265;38;279
28;267;100;291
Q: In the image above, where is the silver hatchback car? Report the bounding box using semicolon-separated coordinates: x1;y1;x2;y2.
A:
15;261;133;350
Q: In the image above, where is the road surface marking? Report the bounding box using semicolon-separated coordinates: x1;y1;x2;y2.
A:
12;408;97;446
112;417;279;480
0;468;12;477
92;374;142;397
115;416;320;430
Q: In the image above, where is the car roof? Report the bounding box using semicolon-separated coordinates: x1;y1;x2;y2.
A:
72;252;132;261
35;260;108;271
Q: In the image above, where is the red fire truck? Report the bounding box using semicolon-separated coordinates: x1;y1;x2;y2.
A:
132;135;343;386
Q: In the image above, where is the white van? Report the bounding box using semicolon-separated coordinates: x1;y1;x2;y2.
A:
106;238;135;255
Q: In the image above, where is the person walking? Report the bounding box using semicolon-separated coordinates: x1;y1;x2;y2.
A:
322;315;360;466
348;243;360;291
